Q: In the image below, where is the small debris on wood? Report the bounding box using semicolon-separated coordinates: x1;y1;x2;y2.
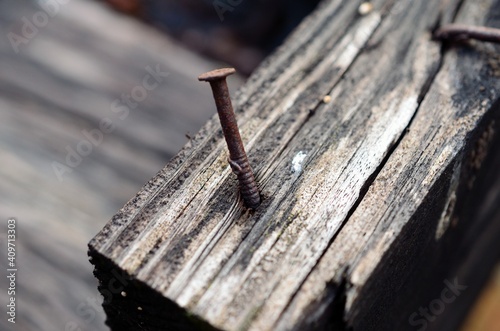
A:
358;2;374;16
291;151;307;174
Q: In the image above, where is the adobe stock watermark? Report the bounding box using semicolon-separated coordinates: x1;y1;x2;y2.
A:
52;64;169;182
408;278;467;330
7;0;71;54
213;0;244;21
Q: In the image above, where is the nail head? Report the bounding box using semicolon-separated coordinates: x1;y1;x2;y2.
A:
198;68;236;82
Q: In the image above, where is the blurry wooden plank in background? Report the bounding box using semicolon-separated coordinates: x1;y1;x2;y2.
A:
0;0;242;330
99;0;322;75
462;265;500;331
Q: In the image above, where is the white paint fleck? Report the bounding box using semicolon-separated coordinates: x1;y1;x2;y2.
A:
435;156;461;240
291;151;307;173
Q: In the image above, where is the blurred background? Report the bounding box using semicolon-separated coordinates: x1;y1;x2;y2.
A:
0;0;498;331
100;0;321;75
0;0;319;330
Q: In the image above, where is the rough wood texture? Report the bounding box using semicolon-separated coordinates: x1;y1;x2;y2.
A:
0;1;241;330
89;0;500;330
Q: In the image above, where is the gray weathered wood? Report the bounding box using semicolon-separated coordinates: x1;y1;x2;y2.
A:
89;0;500;330
0;1;241;330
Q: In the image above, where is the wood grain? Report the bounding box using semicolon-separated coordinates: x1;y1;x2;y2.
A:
89;0;500;330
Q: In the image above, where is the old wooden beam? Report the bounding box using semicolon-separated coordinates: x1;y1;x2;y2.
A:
89;0;500;330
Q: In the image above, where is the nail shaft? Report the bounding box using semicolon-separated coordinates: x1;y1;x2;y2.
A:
434;24;500;43
199;68;261;209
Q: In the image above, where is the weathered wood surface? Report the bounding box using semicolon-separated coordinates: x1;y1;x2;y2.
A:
89;0;500;330
0;1;241;330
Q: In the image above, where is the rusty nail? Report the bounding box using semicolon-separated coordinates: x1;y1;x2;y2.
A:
434;24;500;44
198;68;261;209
